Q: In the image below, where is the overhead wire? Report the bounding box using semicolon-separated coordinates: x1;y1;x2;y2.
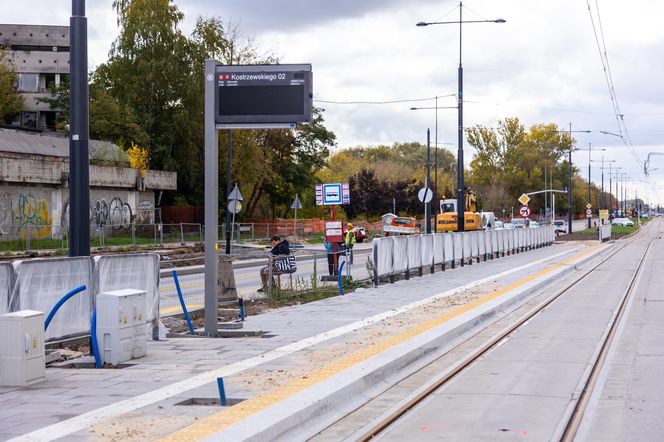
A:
314;94;456;105
585;0;642;169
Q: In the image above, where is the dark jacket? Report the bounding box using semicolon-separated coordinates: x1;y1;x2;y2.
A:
270;239;290;256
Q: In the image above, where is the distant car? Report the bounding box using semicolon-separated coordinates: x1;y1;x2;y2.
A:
494;220;505;230
528;220;540;228
553;219;567;234
503;223;515;230
353;227;368;243
641;213;650;219
511;218;528;228
611;217;634;227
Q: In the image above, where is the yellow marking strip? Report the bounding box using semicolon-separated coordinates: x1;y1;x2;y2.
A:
160;304;204;316
160;244;605;441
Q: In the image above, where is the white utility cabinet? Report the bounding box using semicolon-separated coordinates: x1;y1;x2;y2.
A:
96;289;147;365
0;310;45;386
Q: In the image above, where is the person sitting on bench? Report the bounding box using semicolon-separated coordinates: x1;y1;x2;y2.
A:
258;235;290;292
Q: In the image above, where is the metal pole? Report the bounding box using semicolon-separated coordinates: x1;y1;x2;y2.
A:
608;163;613;213
588;143;592;229
225;130;232;254
434;96;438;233
567;122;573;234
600;156;605;210
425;128;431;233
457;2;465;232
203;59;219;337
69;0;90;257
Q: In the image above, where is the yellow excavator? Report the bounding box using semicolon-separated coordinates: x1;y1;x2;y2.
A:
436;187;483;231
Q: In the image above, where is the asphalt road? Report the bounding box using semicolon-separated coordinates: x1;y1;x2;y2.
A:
158;248;372;316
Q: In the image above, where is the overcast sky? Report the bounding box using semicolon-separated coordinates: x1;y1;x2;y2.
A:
6;0;664;205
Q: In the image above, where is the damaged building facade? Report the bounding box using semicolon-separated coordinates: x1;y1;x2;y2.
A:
0;128;177;239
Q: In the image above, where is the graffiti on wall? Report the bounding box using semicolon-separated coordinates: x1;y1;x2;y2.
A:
62;197;133;231
0;193;12;235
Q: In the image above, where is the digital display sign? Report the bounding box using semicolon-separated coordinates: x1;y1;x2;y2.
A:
215;64;312;126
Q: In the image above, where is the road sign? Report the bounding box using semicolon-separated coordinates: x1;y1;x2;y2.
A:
518;193;530;206
316;183;350;205
586;203;592;209
519;205;531;218
599;209;609;220
418;187;433;204
227;200;242;214
228;183;243;201
586;209;592;218
291;194;302;209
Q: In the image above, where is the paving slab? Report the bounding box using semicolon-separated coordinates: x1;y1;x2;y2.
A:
0;240;605;441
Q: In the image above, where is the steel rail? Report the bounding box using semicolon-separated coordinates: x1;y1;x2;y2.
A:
355;226;648;441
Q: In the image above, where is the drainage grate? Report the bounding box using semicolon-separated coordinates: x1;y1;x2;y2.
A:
175;397;246;407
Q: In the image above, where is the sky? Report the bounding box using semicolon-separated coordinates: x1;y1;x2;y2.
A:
5;0;664;206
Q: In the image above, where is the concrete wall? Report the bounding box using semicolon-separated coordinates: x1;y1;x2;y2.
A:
0;183;156;239
0;156;175;240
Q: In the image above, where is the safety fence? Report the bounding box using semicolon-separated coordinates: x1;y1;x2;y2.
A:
1;253;159;342
0;223;203;252
599;224;612;242
372;226;555;285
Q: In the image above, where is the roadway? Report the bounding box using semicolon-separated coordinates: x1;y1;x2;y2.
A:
158;247;372;316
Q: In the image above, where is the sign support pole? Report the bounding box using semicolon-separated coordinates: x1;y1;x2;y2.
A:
332;206;338;273
225;130;233;254
204;60;218;336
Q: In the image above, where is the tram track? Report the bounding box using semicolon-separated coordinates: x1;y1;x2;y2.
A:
311;221;659;441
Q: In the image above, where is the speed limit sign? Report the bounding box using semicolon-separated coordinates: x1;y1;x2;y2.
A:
519;205;531;218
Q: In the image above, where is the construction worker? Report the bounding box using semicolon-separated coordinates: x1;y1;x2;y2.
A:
344;223;356;265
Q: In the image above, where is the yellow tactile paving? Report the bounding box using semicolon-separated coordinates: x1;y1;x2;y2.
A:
159;244;604;441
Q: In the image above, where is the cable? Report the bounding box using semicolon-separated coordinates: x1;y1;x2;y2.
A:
585;0;642;169
314;94;455;106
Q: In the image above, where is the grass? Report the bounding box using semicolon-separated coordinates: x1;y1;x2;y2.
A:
0;235;163;253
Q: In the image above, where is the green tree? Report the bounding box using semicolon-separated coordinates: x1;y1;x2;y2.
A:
0;55;24;124
466;118;576;215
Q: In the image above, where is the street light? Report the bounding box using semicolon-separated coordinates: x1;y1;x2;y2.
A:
574;143;605;228
410;101;457;232
548;125;591;233
417;2;505;231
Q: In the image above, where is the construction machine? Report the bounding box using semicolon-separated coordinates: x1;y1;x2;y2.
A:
436;188;483;231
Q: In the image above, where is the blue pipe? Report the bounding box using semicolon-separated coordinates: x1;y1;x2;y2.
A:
172;270;195;334
338;261;345;296
44;285;87;331
239;298;245;321
90;310;102;368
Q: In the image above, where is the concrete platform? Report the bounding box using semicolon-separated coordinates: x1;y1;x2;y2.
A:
0;239;610;441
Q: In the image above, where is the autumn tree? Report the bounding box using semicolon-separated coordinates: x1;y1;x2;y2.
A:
0;54;24;124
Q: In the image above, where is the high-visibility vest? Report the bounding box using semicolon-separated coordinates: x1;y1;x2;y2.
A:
345;229;356;245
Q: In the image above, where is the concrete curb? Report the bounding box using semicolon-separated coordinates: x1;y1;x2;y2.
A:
213;242;615;441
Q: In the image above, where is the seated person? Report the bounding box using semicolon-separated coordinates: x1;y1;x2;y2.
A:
259;235;290;291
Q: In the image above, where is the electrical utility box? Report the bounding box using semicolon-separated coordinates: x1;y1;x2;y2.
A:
96;289;147;366
0;310;45;386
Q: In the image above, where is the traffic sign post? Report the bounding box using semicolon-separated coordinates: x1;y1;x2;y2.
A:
418;187;433;204
519;205;531;218
518;194;531;206
291;194;302;240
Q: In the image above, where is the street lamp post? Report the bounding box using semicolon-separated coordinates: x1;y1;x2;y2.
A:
548;125;591;233
417;3;505;231
410;102;456;232
576;143;605;228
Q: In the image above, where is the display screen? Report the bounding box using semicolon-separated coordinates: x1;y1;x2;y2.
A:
215;65;312;125
218;85;304;116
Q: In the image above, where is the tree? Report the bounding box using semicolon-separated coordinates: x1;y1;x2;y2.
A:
0;55;24;124
466;118;576;215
